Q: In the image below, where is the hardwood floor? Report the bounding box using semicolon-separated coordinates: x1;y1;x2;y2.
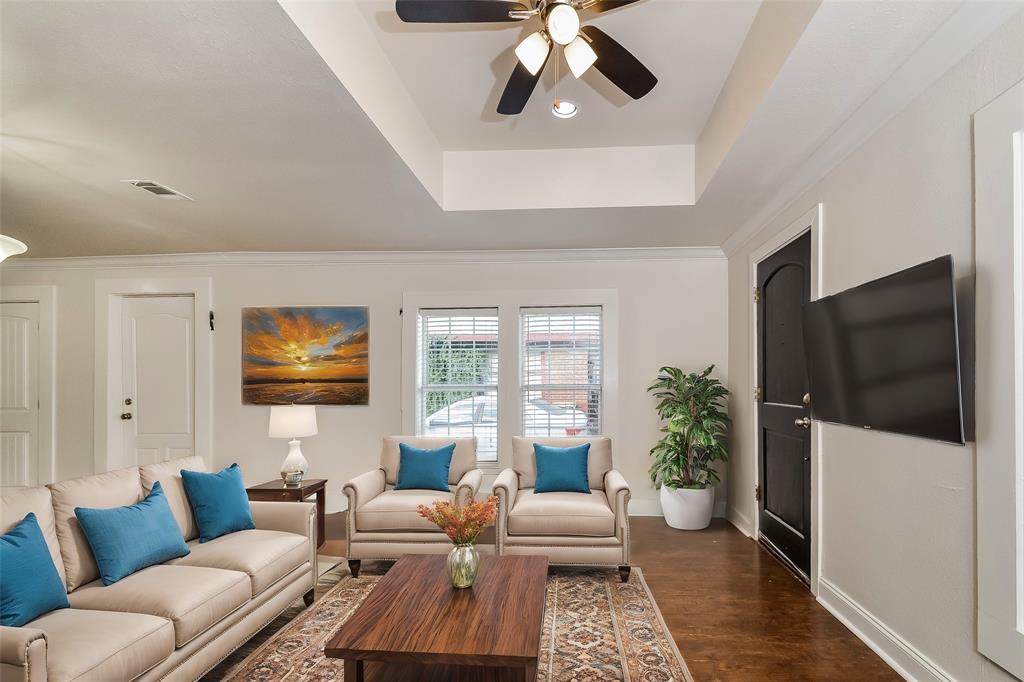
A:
322;514;899;681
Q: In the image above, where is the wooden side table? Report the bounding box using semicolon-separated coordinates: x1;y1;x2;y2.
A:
246;478;327;550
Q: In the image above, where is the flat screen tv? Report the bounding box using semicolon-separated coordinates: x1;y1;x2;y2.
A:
801;255;965;444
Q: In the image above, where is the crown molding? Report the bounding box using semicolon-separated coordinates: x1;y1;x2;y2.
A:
721;1;1020;257
1;247;724;271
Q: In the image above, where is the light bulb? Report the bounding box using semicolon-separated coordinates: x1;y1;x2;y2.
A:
552;99;579;119
515;31;550;76
564;36;597;78
546;3;579;46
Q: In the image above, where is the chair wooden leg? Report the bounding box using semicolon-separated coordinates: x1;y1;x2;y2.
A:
348;559;361;578
618;565;631;583
303;589;314;606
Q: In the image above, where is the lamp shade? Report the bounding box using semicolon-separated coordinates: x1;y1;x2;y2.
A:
268;405;318;438
515;31;550;76
0;235;28;263
564;36;597;78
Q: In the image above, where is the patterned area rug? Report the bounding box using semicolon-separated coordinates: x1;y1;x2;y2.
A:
209;565;692;682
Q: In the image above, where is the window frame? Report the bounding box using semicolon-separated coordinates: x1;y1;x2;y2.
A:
519;305;604;438
402;289;618;473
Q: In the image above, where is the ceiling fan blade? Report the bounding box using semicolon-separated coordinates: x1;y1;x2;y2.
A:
497;56;548;115
396;0;528;23
580;25;657;99
585;0;642;13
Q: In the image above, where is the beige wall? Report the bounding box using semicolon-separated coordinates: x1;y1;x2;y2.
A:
726;14;1024;682
0;253;728;516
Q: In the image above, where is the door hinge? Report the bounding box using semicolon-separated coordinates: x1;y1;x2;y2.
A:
209;311;215;331
754;484;761;501
753;286;761;303
754;386;762;401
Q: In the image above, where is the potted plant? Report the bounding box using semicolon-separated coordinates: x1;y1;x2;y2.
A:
648;365;730;530
417;496;497;588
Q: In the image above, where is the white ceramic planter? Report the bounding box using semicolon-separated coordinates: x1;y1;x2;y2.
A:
660;485;714;530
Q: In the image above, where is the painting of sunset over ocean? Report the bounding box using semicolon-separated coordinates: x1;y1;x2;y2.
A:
242;307;369;405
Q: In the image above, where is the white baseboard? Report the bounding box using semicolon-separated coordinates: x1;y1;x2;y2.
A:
628;498;727;518
726;506;753;537
817;577;954;682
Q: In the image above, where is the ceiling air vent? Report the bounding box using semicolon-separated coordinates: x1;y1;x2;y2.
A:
121;179;193;200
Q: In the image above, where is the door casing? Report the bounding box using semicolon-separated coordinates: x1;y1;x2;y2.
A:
749;204;823;595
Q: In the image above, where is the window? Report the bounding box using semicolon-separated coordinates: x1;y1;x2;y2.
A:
520;307;602;437
417;309;499;461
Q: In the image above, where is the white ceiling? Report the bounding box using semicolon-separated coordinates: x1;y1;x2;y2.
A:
355;0;760;151
1;0;1018;257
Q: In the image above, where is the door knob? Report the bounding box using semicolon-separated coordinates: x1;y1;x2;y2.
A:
794;417;810;428
121;413;133;420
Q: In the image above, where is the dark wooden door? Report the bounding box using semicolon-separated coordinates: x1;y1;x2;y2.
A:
756;232;812;582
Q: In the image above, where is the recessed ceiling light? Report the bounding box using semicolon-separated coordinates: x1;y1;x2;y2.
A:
552;99;579;119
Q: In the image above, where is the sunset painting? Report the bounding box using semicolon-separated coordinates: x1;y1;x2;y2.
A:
242;307;369;405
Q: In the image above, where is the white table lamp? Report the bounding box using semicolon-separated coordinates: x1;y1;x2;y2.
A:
269;405;317;485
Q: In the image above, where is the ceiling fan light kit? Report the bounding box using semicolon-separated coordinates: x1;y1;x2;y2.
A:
396;0;656;115
564;35;597;78
515;31;551;76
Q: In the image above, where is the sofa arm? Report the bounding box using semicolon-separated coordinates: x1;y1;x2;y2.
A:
342;469;386;540
455;469;483;506
250;500;316;538
604;469;631;525
1;626;47;682
492;469;519;522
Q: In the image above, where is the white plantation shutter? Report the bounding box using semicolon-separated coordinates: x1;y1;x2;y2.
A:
520;307;602;437
417;309;499;461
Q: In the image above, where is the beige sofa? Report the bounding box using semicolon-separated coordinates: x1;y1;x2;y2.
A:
0;456;316;682
493;437;632;581
342;436;483;576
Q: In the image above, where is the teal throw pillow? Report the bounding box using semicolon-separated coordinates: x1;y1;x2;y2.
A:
0;512;70;626
180;463;255;543
75;481;190;585
394;442;454;492
534;442;591;494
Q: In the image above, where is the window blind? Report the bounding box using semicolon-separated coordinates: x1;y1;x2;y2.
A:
417;309;499;461
520;307;602;438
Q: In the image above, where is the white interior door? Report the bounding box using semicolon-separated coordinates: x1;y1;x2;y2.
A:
0;302;39;487
120;295;195;466
975;77;1024;680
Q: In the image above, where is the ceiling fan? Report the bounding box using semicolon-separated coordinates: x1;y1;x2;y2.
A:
395;0;657;115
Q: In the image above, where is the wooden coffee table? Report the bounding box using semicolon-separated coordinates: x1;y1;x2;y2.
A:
325;554;548;681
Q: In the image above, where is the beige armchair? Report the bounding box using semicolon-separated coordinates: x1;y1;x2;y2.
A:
494;437;631;582
343;436;483;576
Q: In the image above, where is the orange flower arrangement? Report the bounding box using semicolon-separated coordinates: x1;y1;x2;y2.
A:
417;496;498;545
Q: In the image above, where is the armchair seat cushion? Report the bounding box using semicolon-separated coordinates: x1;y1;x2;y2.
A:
508;488;615;537
68;564;250;647
168;529;308;597
355;489;454;532
27;608;174;682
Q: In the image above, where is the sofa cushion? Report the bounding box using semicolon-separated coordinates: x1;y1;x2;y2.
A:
169;529;308;597
139;455;207;541
1;513;70;626
74;482;190;585
381;436;476;486
355;489;455;532
512;436;612;490
508;488;615;537
68;564;249;647
1;485;66;586
48;467;144;592
28;608;174;682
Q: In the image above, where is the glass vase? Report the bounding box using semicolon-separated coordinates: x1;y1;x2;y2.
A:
447;543;480;588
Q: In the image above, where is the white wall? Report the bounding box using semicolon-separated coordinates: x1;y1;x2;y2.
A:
726;14;1024;682
0;251;728;516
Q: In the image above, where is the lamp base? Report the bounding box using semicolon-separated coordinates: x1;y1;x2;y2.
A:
280;439;308;486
